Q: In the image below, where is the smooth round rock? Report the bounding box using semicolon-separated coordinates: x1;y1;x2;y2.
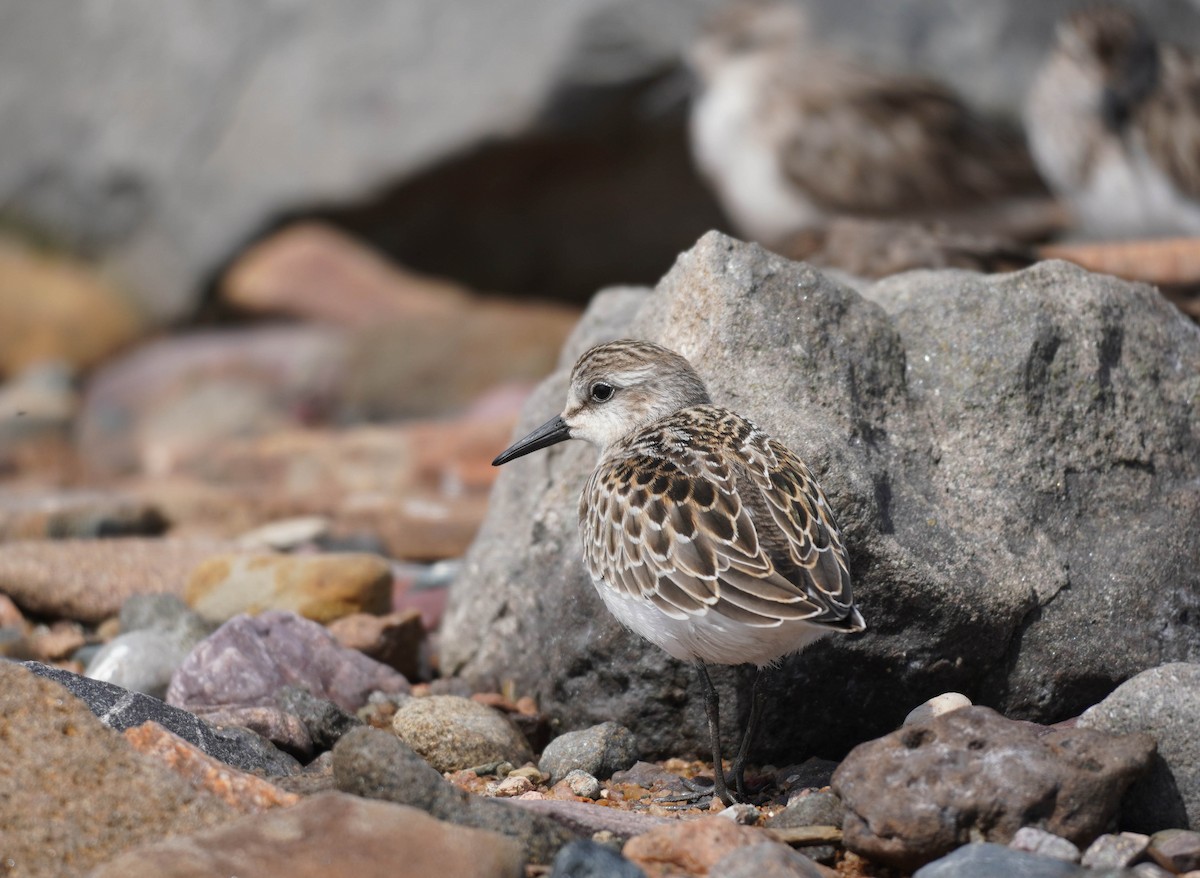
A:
904;692;972;726
538;721;639;783
391;695;532;773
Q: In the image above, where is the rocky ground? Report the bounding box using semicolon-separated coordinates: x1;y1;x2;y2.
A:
1;227;1199;878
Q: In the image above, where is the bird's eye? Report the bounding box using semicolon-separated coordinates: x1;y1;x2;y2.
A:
590;382;615;402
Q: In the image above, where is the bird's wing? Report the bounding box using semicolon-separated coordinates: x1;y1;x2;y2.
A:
776;67;1041;215
1140;47;1200;200
581;420;859;631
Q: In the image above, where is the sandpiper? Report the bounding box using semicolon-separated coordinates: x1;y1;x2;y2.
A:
492;339;865;805
1025;6;1200;238
687;0;1043;248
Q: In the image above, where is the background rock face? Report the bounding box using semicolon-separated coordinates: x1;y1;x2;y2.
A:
442;232;1200;761
5;1;1198;320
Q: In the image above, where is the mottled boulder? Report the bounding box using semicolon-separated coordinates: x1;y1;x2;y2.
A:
0;662;235;878
1078;663;1200;832
443;232;1200;761
831;706;1155;871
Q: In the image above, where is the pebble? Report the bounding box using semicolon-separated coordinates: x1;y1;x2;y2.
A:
623;815;776;876
904;692;972;726
391;695;532;773
765;790;844;830
328;609;424;680
86;594;213;698
0;488;166;541
236;515;331;551
1009;827;1082;863
185;552;392;624
563;770;602;800
1149;829;1200;874
538;721;640;783
550;839;648;878
491;775;534;797
1081;832;1150;869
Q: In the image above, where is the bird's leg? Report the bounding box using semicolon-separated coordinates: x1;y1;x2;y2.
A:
731;666;765;799
697;662;735;806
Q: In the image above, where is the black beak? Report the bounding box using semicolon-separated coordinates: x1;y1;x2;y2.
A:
492;415;571;466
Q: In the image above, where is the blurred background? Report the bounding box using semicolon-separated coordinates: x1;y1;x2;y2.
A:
1;0;1199;652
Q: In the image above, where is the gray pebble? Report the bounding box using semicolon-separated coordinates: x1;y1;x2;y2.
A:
539;721;639;783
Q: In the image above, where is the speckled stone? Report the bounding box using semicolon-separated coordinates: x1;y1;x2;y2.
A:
391;695;532;772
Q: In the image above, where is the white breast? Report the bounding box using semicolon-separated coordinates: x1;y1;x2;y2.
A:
591;576;830;668
690;62;821;244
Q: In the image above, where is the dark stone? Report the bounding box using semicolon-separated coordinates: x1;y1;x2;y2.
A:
550;840;647;878
443;233;1200;764
538;721;640;783
765;790;844;830
774;758;840;795
610;761;687;793
20;660;299;775
333;726;580;864
276;685;362;751
913;843;1085;878
832;706;1155;871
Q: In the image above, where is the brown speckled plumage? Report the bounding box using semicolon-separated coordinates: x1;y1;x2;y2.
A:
493;339;864;805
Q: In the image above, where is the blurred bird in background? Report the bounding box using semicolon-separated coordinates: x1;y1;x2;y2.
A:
1025;5;1200;240
686;0;1048;253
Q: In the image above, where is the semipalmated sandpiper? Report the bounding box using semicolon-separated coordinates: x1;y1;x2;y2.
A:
1025;6;1200;238
493;339;865;805
688;0;1042;248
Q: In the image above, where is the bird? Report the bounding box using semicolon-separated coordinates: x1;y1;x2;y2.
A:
492;339;865;805
686;0;1046;250
1024;5;1200;239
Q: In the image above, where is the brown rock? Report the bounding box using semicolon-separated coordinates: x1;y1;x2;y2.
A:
189;705;315;756
185;552;392;624
77;324;350;478
328;609;424;679
89;791;525;878
0;240;142;377
25;620;86;662
0;537;238;623
0;661;234;878
831;706;1156;872
219;222;473;326
219;222;580;419
1149;829;1200;874
165;414;515;559
623;815;780;875
0;592;27;629
124;721;301;813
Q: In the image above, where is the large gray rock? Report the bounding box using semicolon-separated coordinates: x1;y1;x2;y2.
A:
443;231;1200;762
5;2;1198;320
1078;663;1200;832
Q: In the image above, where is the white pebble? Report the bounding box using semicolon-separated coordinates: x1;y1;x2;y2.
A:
903;692;972;726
